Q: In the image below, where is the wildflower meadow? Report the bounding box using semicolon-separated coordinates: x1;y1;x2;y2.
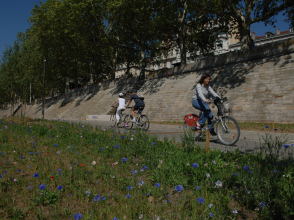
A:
0;118;293;220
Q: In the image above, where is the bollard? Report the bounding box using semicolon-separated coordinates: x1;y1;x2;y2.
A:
206;130;210;152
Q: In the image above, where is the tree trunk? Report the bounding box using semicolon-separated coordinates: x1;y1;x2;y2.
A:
179;38;187;65
240;0;253;51
178;0;188;65
139;49;146;80
10;81;13;117
240;21;251;50
126;62;130;76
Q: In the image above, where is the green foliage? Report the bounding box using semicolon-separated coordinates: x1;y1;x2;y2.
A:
0;117;293;219
34;190;60;207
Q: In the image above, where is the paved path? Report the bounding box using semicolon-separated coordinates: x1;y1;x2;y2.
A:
66;119;294;157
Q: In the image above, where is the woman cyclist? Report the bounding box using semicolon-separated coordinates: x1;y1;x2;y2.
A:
192;73;220;135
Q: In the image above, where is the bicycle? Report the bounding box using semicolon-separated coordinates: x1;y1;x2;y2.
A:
123;107;150;131
109;106;126;128
184;97;240;146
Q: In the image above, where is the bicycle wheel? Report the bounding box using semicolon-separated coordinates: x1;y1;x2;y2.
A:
110;114;116;127
183;122;202;140
139;115;150;131
216;116;240;146
123;114;133;130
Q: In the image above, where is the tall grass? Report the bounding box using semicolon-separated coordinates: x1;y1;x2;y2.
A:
0;118;293;219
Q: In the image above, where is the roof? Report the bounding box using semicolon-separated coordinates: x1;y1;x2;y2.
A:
255;30;290;39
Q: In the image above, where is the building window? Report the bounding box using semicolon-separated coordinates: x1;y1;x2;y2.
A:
216;40;223;49
290;27;293;33
170;49;173;57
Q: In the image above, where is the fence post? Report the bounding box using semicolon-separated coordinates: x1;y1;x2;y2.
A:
206;130;210;152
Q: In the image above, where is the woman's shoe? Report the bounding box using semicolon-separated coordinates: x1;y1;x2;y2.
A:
210;131;217;136
195;123;201;130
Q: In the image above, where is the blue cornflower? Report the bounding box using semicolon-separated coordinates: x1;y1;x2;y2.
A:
57;185;63;190
196;186;200;190
249;170;253;174
102;196;106;201
284;144;290;148
167;199;170;203
0;175;2;178
100;148;103;150
54;144;57;146
243;166;249;170
127;186;132;190
175;185;184;192
139;180;144;186
20;156;24;159
73;213;82;220
18;169;21;172
94;195;101;202
265;126;269;128
259;202;266;207
115;145;119;148
4;171;7;173
85;191;91;195
59;172;62;175
132;169;137;174
113;218;119;220
57;169;61;171
147;193;150;196
28;187;31;190
274;128;278;131
39;184;46;190
197;197;204;203
68;194;71;196
209;213;213;217
33;173;39;178
273;170;277;173
143;166;148;170
192;163;198;168
74;163;76;165
152;142;155;145
155;183;160;188
126;194;131;198
165;195;169;197
209;204;213;208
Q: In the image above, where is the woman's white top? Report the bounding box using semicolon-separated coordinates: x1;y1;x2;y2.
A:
118;98;125;107
192;83;219;102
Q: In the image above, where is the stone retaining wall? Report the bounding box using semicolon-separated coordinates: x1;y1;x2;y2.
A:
11;39;294;123
140;39;294;123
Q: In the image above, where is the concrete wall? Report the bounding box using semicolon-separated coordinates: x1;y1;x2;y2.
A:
22;77;138;120
8;38;294;123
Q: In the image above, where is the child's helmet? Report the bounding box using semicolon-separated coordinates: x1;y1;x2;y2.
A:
119;93;124;97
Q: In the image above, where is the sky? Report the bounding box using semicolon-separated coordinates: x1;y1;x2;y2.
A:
0;0;292;57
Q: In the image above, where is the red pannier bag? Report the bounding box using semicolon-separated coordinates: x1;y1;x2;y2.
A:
184;114;199;127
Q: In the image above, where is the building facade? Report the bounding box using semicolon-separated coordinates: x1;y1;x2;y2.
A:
115;27;294;78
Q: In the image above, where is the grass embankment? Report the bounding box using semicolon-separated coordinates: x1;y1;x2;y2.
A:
0;118;293;219
151;120;294;133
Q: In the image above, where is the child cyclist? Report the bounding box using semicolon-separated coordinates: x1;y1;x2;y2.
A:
126;89;145;122
111;93;126;125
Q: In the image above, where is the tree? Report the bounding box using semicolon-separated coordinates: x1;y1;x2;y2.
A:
284;4;294;28
155;0;230;65
105;0;164;79
208;0;294;50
